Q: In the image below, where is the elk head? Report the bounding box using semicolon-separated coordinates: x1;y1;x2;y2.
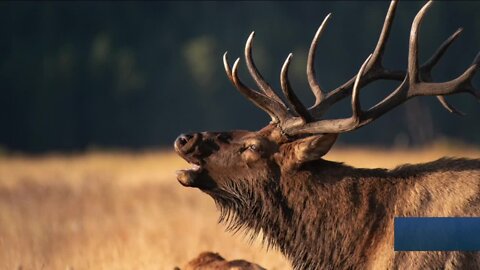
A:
174;0;479;224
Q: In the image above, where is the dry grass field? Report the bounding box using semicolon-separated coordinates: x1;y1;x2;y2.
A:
0;143;479;270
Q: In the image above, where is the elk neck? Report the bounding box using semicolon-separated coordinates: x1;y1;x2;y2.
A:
223;159;400;269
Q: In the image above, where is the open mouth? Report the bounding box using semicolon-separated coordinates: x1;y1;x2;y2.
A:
175;161;203;187
174;133;204;187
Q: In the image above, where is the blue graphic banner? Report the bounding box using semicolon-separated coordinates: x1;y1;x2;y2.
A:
394;217;480;251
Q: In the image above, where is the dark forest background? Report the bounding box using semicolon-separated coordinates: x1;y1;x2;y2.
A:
1;1;479;153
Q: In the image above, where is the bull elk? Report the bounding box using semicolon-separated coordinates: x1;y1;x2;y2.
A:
174;1;480;269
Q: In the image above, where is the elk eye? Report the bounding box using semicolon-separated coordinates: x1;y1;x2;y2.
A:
247;144;259;152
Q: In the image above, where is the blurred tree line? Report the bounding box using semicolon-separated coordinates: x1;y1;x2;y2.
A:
0;1;479;153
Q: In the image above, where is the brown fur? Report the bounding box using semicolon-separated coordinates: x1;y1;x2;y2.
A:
178;251;266;270
175;125;480;269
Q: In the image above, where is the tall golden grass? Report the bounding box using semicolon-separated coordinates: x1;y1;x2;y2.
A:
0;144;479;269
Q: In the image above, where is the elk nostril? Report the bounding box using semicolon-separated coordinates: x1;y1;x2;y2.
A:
177;134;193;146
175;133;200;154
179;136;188;146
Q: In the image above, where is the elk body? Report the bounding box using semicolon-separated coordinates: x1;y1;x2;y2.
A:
174;1;480;269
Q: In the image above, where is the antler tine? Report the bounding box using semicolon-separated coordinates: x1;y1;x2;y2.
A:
223;52;235;83
408;1;433;86
280;53;312;122
419;28;464;115
434;43;480;106
307;13;332;106
224;52;287;123
436;96;465;115
421;28;462;73
245;32;286;106
370;0;398;64
352;54;373;119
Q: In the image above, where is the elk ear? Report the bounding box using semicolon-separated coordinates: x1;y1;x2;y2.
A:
293;133;338;163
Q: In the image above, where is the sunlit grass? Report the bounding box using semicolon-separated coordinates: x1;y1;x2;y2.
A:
0;144;478;269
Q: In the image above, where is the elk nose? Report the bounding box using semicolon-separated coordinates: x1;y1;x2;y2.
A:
176;134;192;147
174;133;201;154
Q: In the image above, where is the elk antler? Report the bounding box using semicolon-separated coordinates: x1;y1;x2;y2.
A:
223;0;479;136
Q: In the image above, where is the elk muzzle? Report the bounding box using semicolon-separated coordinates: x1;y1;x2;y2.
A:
174;132;220;188
174;133;204;187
